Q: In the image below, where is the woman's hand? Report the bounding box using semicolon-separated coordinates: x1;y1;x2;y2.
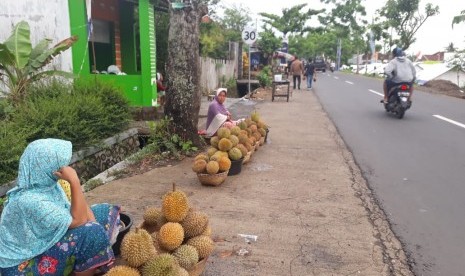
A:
55;167;91;228
54;166;80;187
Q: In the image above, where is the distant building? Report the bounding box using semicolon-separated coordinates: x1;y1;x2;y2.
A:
0;0;159;107
418;52;445;62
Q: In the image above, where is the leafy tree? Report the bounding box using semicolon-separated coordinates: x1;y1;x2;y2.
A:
222;4;251;31
446;50;465;87
0;21;77;105
319;0;367;34
256;26;281;65
315;0;367;71
452;10;465;27
375;0;439;50
445;43;457;52
259;4;324;38
200;21;227;58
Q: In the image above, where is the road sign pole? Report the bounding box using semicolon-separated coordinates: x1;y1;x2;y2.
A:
248;48;251;94
242;26;257;96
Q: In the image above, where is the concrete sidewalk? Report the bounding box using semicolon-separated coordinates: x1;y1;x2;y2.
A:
86;87;413;275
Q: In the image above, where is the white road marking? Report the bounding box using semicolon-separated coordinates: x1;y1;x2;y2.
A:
368;89;384;97
334;76;339;79
433;115;465;129
345;81;354;85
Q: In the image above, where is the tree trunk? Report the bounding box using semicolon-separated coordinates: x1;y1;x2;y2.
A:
165;1;205;146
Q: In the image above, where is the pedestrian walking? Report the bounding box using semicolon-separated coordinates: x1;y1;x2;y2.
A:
304;58;316;89
289;55;304;90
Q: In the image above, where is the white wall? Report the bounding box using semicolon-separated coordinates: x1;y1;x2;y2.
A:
0;0;73;72
199;42;240;95
437;70;465;88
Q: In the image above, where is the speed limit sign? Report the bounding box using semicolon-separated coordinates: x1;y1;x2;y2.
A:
242;26;257;45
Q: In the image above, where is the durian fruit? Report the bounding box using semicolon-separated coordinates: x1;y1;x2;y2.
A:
250;124;258;132
150;232;169;254
105;265;141;276
58;179;72;202
206;160;220;175
192;159;207;173
121;228;157;268
251;111;260;122
217;127;231;139
258;128;266;137
238;121;247;130
209;154;221;162
194;153;208;162
230;126;241;136
180;209;209;238
257;120;265;129
207;147;217;157
162;184;189;222
238;133;249;145
245;118;253;127
187;235;215;259
228;147;243;161
141;253;180;276
217;151;229;159
143;206;163;226
236;144;248;157
177;267;189;276
201;225;212;236
158;222;184;251
217;138;233;152
210;136;219;148
244;142;253;152
172;244;199;270
218;156;231;172
229;135;239;147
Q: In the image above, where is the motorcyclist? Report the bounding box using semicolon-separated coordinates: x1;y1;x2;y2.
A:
382;47;416;104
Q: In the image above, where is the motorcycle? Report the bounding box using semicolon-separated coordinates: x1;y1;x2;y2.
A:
382;83;412;119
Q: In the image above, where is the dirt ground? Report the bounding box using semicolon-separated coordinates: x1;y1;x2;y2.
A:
417;79;465;99
85;85;413;275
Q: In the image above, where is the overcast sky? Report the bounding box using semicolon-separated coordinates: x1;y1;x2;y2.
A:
219;0;465;55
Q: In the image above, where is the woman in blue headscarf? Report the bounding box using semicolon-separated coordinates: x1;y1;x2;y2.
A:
0;139;120;276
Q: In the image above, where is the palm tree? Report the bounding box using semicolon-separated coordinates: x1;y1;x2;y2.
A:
452;10;465;27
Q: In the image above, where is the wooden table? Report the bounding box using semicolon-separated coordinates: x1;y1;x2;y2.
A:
272;80;290;102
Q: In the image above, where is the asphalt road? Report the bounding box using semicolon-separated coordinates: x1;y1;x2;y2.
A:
313;72;465;276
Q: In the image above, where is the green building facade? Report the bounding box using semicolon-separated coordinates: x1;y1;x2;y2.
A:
68;0;157;107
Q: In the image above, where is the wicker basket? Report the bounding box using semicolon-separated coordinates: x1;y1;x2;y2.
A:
242;151;252;164
197;171;228;186
189;256;209;276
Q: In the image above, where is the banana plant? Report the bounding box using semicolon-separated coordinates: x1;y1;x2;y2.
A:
0;21;78;104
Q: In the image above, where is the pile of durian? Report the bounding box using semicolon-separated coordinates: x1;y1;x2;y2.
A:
106;184;214;276
239;110;268;149
192;111;269;176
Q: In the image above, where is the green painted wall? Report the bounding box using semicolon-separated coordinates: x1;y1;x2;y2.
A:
138;1;157;106
67;0;156;107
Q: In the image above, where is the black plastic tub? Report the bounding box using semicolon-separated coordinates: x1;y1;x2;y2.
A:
228;158;243;176
112;212;133;256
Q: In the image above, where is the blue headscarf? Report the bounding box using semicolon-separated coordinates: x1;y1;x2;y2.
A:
0;139;72;268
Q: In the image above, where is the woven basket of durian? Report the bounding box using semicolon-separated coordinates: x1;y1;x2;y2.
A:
192;152;231;186
109;184;214;276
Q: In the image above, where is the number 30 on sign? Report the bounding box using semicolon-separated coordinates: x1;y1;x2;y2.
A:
242;27;257;45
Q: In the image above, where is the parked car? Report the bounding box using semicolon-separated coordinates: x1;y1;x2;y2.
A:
313;57;326;72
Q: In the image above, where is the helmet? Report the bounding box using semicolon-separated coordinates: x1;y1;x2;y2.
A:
392;47;404;57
